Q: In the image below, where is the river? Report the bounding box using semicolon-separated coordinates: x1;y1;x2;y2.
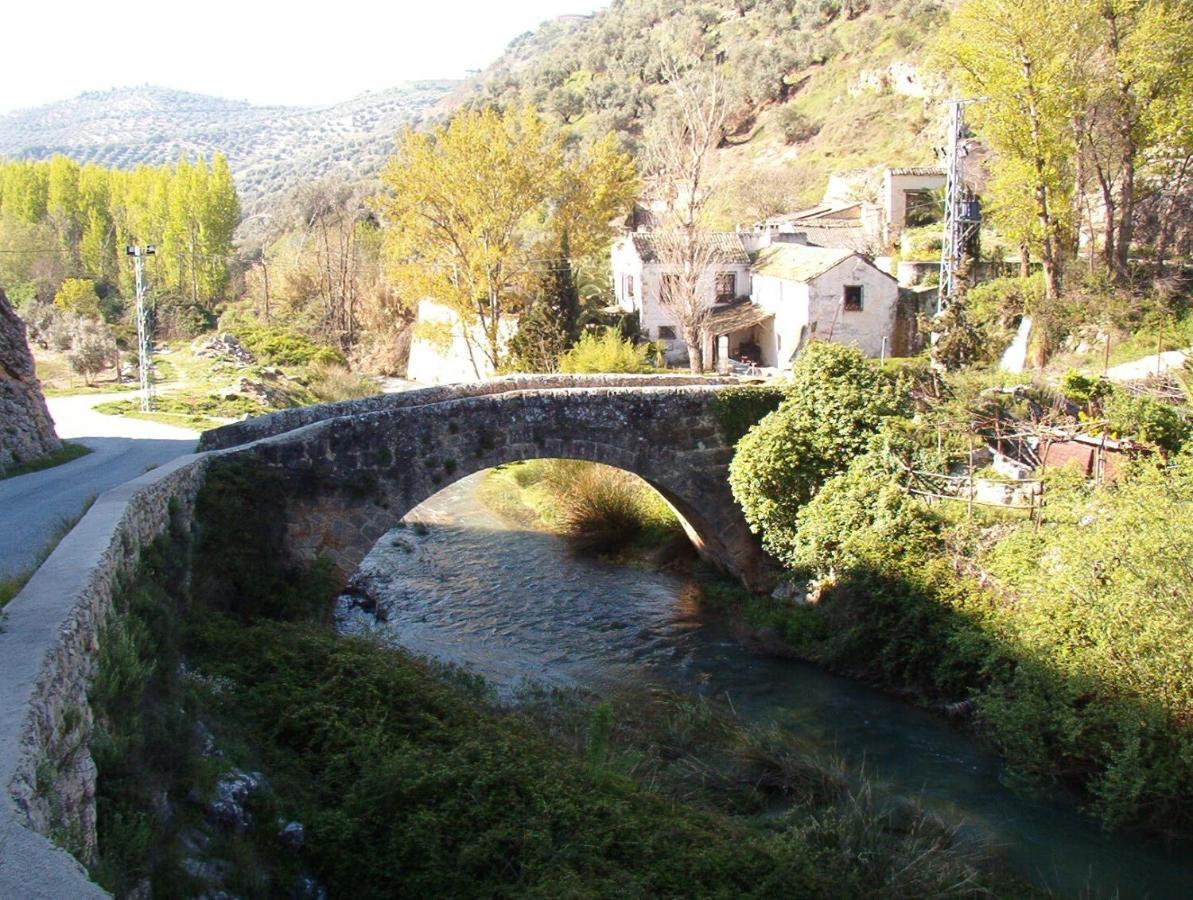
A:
336;472;1193;898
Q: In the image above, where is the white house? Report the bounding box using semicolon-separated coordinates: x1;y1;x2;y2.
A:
611;232;753;365
746;243;898;366
611;232;898;370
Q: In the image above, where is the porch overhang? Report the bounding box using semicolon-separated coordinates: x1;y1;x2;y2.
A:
704;299;773;336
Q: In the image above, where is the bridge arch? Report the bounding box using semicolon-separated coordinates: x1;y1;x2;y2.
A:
221;385;775;590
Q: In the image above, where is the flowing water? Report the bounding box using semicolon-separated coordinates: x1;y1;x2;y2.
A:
337;472;1193;899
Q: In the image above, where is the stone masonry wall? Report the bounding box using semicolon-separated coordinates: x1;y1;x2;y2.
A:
0;454;209;899
0;288;60;471
198;373;741;451
237;384;775;590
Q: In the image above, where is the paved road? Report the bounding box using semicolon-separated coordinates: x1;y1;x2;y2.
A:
0;393;197;580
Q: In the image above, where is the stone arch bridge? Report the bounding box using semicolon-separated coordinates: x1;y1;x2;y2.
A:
199;375;777;589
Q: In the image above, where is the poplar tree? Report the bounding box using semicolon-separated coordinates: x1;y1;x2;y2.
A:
934;0;1086;302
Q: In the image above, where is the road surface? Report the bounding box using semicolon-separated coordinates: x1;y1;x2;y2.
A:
0;393;197;581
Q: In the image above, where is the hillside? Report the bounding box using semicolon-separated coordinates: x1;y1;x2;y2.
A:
468;0;953;227
0;82;458;215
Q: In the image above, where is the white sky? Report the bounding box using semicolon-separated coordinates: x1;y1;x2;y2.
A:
0;0;606;114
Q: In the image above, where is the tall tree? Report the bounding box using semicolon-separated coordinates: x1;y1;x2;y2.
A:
935;0;1088;302
1079;0;1193;279
377;106;636;373
643;64;728;372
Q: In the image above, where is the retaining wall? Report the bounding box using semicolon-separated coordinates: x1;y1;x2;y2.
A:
0;454;209;898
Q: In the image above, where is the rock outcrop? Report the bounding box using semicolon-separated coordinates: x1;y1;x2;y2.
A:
0;288;60;471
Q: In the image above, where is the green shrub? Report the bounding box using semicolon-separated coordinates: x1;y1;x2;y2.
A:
777;105;820;144
788;447;939;578
231;324;345;367
729;342;907;564
1059;369;1111;407
307;363;377;403
1103;390;1189;454
712;384;786;445
558;327;650;373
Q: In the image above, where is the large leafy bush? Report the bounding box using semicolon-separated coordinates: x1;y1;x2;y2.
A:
729;342;906;564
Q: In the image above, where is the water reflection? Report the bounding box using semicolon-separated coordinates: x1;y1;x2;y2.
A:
337;472;1192;899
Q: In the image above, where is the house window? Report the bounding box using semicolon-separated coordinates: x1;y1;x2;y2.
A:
657;326;677;340
843;285;864;311
661;273;681;300
624;274;635;300
715;272;736;303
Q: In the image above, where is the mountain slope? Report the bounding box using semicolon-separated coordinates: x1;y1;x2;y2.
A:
0;82;458;213
467;0;953;226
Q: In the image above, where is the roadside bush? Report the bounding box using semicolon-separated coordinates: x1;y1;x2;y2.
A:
307;362;377;403
558;326;651;373
66;322;117;385
229;322;345;367
729;342;907;564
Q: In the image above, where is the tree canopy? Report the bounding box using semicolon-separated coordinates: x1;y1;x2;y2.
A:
377;106;637;371
0;154;240;312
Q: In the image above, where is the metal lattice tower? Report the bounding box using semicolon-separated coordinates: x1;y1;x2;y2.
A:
126;245;156;412
937;100;981;314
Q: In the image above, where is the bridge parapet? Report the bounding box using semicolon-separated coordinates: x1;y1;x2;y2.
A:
199;374;743;451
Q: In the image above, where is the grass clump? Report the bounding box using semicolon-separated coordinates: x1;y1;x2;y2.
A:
486;460;683;556
0;441;90;480
304;362;377;403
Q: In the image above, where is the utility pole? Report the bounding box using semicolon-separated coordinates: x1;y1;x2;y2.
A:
938;99;981;314
126;244;156;412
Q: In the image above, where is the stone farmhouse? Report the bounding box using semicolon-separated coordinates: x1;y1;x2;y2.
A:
611;231;898;370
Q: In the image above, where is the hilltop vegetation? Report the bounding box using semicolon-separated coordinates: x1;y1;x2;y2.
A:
470;0;949;222
0;83;456;215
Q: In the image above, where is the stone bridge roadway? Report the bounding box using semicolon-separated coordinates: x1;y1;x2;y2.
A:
200;375;776;590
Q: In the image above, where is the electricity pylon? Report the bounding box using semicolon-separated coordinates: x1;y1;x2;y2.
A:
126;244;156;412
